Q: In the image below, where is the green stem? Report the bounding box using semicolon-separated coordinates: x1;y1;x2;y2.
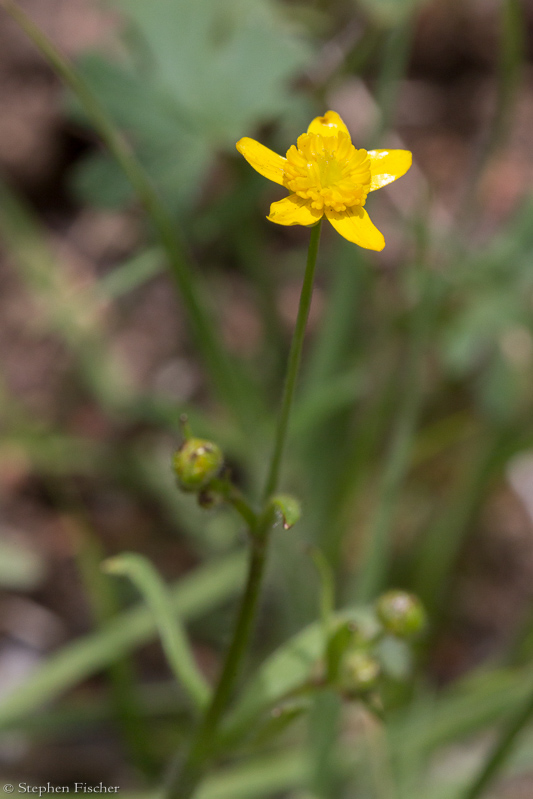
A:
208;477;258;529
462;674;533;799
167;220;322;799
1;0;248;422
167;536;268;799
263;220;322;502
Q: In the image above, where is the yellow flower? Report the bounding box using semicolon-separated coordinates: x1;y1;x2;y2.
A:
236;111;412;251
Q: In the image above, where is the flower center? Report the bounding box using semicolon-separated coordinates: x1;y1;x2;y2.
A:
283;132;371;213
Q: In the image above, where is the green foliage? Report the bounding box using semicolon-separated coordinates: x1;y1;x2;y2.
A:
71;0;311;213
2;1;533;798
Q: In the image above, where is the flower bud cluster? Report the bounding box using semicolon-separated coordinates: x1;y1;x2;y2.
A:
326;590;426;702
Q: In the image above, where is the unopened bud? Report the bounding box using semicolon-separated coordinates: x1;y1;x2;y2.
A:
340;651;380;693
376;590;426;638
172;438;223;492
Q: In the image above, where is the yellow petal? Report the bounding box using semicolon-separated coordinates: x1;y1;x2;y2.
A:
236;137;286;186
307;110;350;138
267;195;323;227
367;149;412;191
326;207;385;250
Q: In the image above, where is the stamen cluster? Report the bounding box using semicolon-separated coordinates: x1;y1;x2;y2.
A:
283;132;371;213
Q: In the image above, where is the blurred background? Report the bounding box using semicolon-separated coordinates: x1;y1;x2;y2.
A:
2;0;533;796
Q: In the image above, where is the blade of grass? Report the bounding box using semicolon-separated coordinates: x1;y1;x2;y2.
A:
372;14;415;141
98;246;164;299
3;681;188;738
390;663;533;756
297;242;368;563
303;242;366;394
320;366;399;567
458;0;525;231
233;219;286;382
55;488;156;775
0;0;252;427
118;749;307;799
309;546;336;636
414;428;506;617
0;551;246;731
104;552;210;712
307;690;343;799
461;671;533;799
355;222;432;603
292;368;364;438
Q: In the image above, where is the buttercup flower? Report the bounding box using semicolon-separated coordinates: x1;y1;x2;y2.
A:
236;111;412;251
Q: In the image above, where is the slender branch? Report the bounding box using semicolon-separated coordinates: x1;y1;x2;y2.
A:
208;477;258;529
167;220;322;799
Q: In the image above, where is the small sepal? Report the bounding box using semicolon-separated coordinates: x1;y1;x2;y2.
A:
270;494;301;529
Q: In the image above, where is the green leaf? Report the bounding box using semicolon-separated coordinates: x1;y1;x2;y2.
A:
221;609;364;746
103;553;210;710
114;0;310;141
71;151;133;209
72;0;311;213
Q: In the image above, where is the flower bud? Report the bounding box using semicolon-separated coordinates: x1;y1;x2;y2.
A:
340;651;380;694
376;590;426;638
172;438;223;492
326;620;378;683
